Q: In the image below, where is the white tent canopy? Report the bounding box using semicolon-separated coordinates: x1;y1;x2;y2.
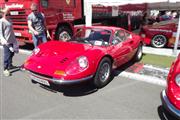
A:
85;0;180;55
86;0;180;7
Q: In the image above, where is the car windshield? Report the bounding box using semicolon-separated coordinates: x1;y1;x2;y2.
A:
69;28;111;46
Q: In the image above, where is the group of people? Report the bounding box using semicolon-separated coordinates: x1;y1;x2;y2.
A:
142;11;178;25
0;3;50;76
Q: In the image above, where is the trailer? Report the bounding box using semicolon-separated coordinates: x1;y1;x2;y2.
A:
0;0;147;45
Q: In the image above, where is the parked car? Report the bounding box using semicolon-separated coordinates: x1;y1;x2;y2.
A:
140;19;180;48
23;26;143;88
161;53;180;119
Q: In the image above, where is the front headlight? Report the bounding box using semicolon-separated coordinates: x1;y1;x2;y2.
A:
66;56;89;75
175;74;180;87
78;56;88;68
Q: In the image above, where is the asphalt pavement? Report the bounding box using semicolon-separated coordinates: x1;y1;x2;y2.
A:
0;46;176;120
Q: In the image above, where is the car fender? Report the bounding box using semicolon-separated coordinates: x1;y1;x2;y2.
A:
85;48;112;75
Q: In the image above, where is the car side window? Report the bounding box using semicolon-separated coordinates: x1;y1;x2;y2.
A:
112;30;125;45
118;30;126;41
124;31;131;40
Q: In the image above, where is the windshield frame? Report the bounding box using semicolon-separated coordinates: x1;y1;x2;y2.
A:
69;28;112;46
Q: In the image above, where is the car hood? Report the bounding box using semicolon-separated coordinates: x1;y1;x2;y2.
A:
38;41;92;58
25;41;95;77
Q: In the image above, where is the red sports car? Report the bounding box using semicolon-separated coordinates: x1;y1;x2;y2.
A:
23;26;143;88
161;53;180;119
140;19;180;48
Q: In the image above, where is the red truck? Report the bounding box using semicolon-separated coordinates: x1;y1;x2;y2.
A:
0;0;85;44
0;0;146;45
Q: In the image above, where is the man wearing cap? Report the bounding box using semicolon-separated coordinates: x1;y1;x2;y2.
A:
0;7;19;76
27;3;50;48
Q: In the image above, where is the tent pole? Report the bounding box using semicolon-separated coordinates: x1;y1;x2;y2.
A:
173;15;180;56
85;1;92;27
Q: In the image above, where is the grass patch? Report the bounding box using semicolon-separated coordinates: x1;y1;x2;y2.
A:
140;53;176;68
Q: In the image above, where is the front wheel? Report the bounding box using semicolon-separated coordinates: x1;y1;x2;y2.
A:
151;35;167;48
93;57;112;88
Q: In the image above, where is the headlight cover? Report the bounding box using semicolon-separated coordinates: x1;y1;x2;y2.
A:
66;56;89;75
175;74;180;87
78;56;88;68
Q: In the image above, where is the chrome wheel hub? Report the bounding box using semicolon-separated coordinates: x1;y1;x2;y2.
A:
99;63;110;82
59;31;71;41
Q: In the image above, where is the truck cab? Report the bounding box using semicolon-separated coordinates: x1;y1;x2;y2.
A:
0;0;83;45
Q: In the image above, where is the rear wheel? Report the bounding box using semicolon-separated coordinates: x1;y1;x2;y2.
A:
55;26;72;41
151;35;167;48
93;57;112;88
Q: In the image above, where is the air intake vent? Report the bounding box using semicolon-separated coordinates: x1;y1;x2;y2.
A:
60;58;68;63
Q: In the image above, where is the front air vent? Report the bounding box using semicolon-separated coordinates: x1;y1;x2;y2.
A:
60;58;68;63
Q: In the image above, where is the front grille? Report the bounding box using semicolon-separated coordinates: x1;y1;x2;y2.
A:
30;70;53;79
9;9;28;31
9;9;32;42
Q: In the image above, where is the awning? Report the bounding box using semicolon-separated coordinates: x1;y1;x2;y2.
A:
85;0;180;55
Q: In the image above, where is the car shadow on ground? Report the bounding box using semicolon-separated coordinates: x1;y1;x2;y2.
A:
36;81;99;97
113;60;138;76
19;43;34;50
157;106;177;120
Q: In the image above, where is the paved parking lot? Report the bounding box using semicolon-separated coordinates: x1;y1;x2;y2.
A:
0;48;176;120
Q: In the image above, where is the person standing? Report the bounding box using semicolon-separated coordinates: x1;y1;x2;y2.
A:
27;3;51;48
0;7;19;76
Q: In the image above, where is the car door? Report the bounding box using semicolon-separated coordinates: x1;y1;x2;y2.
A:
110;29;132;67
123;30;139;61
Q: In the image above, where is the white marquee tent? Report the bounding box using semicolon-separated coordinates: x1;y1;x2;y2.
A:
85;0;180;55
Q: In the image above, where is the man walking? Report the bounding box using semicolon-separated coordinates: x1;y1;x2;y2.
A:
27;3;50;48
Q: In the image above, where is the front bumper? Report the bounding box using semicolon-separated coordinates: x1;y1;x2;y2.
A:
161;90;180;119
29;71;94;86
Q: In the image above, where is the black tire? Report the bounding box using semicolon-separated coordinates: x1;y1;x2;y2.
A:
151;35;167;48
133;43;143;62
161;106;177;120
55;26;72;41
93;57;112;88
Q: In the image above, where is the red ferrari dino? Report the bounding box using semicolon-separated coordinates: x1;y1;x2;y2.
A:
161;53;180;119
23;26;143;88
